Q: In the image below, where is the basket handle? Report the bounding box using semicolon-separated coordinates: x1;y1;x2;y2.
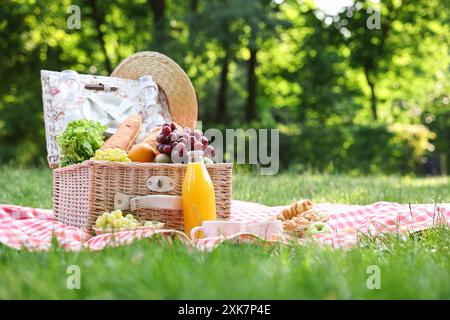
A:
190;226;205;241
85;83;118;91
130;195;182;211
114;192;181;211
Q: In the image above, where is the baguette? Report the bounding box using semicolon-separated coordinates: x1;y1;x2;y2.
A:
101;114;142;152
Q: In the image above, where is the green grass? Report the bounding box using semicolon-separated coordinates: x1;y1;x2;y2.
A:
0;166;449;299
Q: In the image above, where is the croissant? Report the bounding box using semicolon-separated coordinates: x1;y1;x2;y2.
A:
282;216;309;234
276;199;313;221
275;199;329;237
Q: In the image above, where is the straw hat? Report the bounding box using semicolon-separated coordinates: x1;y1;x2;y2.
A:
111;51;197;129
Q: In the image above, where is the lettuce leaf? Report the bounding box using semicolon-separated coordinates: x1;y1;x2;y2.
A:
57;119;107;167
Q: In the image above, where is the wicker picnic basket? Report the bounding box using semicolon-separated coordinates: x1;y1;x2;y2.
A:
48;51;232;233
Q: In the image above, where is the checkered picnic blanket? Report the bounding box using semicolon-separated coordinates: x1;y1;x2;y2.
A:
0;201;449;251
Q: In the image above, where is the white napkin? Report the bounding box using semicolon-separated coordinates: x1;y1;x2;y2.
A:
83;92;137;135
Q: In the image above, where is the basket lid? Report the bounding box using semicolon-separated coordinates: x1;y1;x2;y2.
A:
111;51;197;129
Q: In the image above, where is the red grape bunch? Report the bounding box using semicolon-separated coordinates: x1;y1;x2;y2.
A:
156;123;215;163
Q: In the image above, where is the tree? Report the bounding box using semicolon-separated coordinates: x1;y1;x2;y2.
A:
148;0;168;52
336;0;448;122
86;0;113;73
0;0;448;173
187;0;243;124
241;0;290;122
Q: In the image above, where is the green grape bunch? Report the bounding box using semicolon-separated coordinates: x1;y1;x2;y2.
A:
95;210;164;230
92;148;131;162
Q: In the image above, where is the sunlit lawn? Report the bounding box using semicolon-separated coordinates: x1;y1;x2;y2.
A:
0;166;449;299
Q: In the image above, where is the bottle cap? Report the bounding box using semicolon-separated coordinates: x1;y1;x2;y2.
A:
187;150;204;156
139;75;157;88
59;70;79;82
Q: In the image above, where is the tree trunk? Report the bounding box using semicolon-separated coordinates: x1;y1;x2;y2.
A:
440;153;447;176
217;45;230;123
364;64;378;121
190;0;199;12
361;3;394;122
87;0;112;74
148;0;167;50
245;34;258;122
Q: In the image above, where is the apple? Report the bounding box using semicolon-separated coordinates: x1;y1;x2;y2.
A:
306;221;331;237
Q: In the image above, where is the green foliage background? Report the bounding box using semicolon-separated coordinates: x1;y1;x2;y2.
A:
0;0;448;173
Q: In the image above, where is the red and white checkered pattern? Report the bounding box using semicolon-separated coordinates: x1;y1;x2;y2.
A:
0;201;449;251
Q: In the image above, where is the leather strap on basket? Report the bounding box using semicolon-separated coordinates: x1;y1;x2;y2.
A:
114;192;181;211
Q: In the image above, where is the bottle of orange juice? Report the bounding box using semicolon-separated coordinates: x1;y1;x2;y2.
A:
182;150;217;238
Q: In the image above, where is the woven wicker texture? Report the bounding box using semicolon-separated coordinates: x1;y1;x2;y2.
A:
53;161;233;233
53;52;232;234
111;51;198;130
